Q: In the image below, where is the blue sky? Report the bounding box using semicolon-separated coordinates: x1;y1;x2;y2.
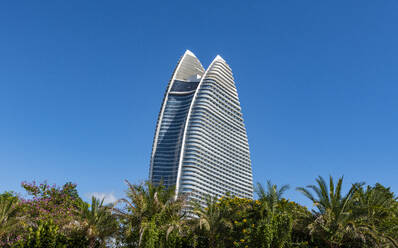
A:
1;1;397;205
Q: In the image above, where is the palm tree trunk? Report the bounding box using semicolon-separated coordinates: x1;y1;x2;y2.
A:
209;233;217;248
89;237;96;248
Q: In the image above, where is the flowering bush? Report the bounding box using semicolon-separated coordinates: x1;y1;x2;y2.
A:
20;181;81;227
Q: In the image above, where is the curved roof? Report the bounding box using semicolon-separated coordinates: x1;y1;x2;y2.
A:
174;50;205;81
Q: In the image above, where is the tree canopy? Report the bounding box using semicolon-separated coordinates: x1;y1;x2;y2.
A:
0;176;397;248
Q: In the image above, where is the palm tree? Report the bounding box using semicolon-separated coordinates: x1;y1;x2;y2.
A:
354;184;396;224
255;180;290;214
296;176;364;248
352;184;398;247
249;181;292;248
192;195;233;248
116;180;186;248
77;196;117;248
0;195;20;242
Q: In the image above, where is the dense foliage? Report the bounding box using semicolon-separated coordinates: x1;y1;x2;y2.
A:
0;176;397;247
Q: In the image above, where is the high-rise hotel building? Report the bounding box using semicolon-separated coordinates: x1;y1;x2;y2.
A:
149;50;253;201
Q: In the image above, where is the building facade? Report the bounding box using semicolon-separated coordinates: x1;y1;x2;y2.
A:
149;50;253;201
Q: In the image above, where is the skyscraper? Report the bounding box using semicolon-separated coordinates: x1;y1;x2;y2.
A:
149;50;253;202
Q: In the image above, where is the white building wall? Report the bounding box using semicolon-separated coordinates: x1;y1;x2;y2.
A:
176;55;253;202
150;51;253;203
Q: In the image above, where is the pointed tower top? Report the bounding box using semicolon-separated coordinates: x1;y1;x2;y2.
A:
214;54;225;62
173;50;205;81
184;49;196;57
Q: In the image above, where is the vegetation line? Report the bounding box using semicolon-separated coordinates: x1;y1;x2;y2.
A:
1;176;397;247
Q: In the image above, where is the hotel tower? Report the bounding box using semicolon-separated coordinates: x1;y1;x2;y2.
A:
149;50;253;201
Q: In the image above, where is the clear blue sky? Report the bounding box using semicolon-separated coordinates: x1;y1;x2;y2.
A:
1;1;397;205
